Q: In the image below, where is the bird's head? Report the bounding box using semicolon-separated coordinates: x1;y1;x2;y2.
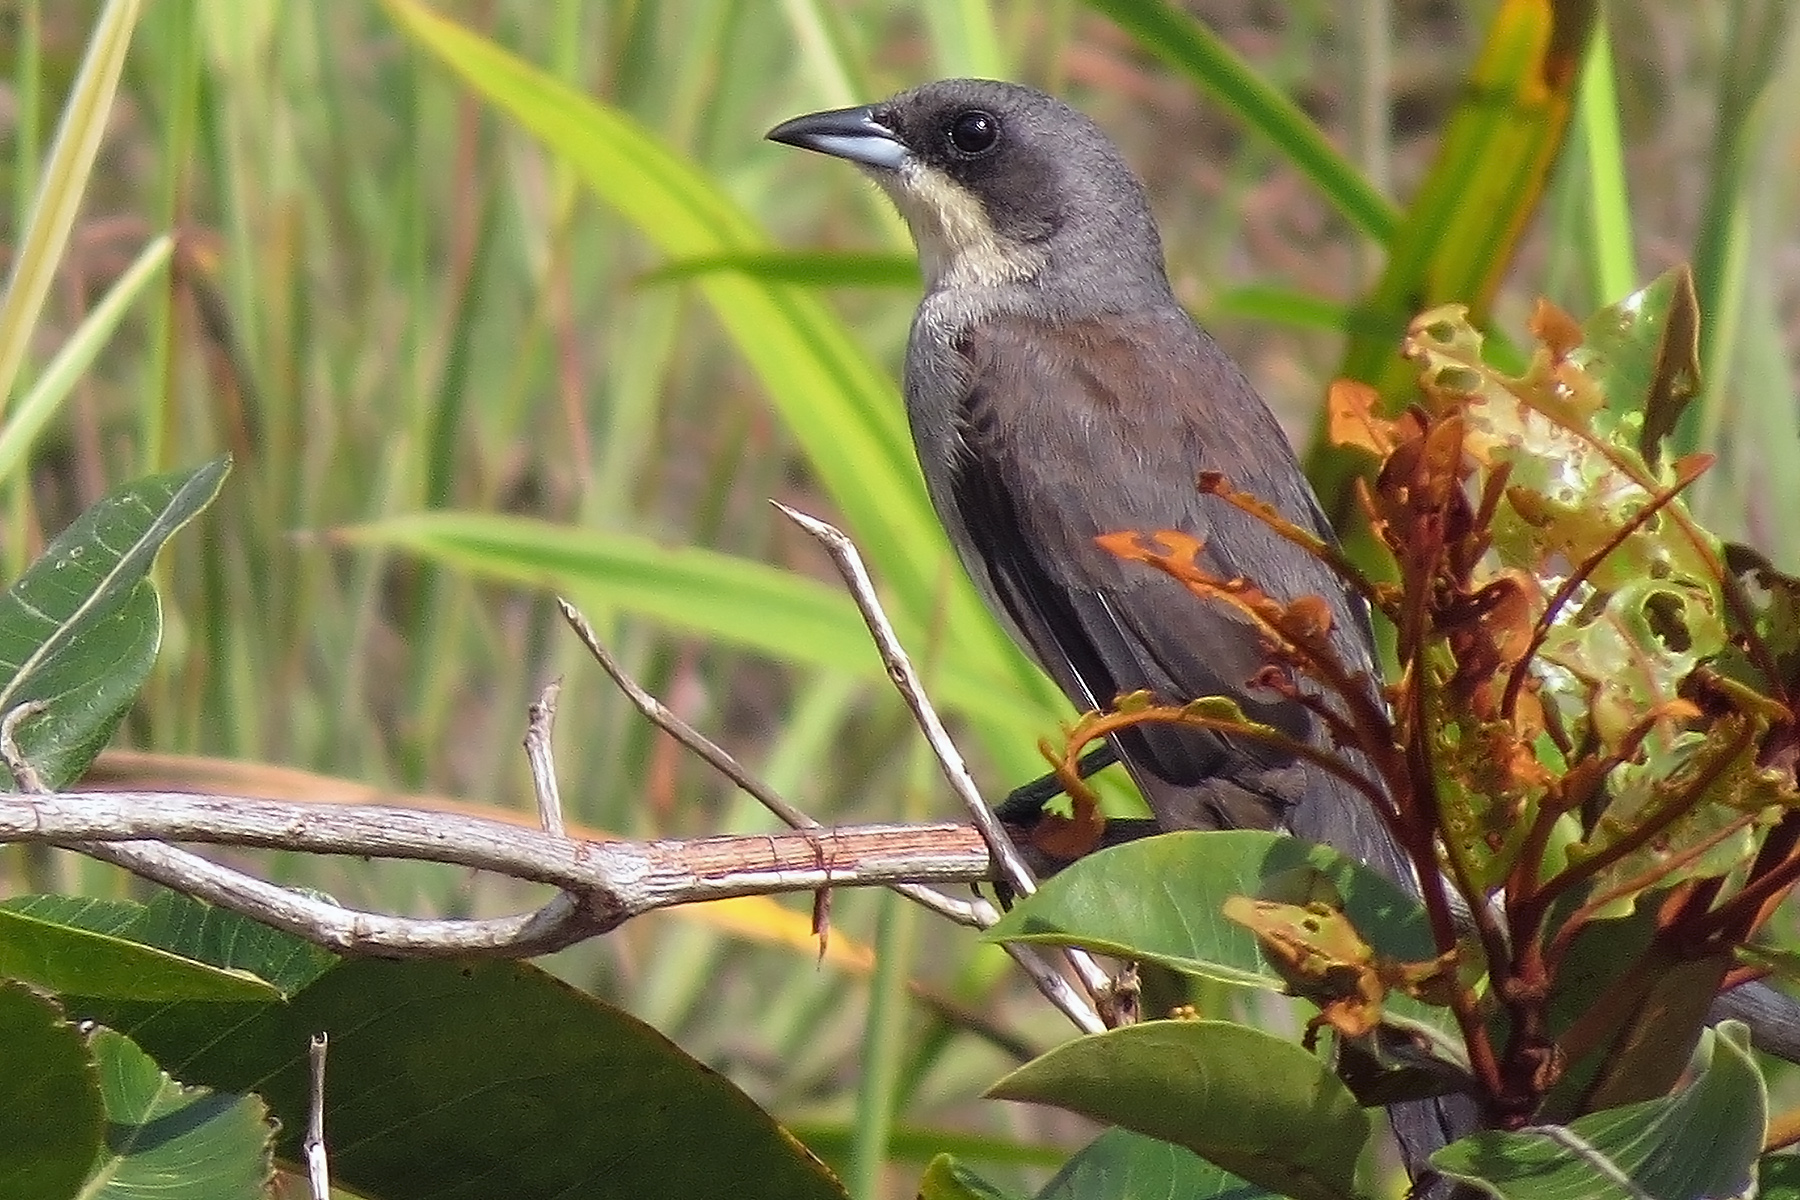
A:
769;79;1171;306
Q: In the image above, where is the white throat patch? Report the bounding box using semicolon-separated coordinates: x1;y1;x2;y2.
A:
882;159;1046;292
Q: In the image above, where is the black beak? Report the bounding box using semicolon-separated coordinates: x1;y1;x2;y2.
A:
766;104;907;171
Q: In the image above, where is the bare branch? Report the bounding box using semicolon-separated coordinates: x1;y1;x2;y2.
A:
0;790;998;954
556;598;991;930
774;504;1109;1027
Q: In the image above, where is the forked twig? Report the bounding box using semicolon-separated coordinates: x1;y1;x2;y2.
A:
774;503;1111;1025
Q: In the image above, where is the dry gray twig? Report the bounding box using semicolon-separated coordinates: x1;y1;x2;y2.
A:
557;598;992;930
774;503;1110;1029
524;678;566;837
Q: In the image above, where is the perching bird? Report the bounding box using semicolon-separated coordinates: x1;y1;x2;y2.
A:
768;80;1405;882
768;77;1467;1184
767;79;1800;1189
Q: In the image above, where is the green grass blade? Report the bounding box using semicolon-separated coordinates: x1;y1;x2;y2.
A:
1574;22;1635;306
1083;0;1399;243
0;0;142;412
0;235;173;484
382;0;1038;703
335;512;1051;746
1306;0;1599;531
638;251;919;290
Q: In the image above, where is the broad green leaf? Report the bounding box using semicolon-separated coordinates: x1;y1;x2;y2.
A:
0;0;142;411
127;892;338;996
1434;1020;1765;1200
335;511;1049;745
988;831;1435;989
3;893;334;999
0;457;231;790
74;958;848;1200
0;906;275;1003
787;1122;1066;1173
1083;0;1398;242
989;1020;1373;1200
1037;1129;1263;1200
918;1156;1022;1200
380;0;1046;718
0;982;103;1200
81;1028;273;1199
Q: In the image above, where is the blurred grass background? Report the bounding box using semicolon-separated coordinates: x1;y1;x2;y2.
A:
3;1;1799;1193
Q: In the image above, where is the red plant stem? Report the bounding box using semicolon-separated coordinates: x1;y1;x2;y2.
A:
1690;846;1800;948
1518;719;1755;938
1202;474;1391;616
1544;809;1762;975
1399;640;1508;1099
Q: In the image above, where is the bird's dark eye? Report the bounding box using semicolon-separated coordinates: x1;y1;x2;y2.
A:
948;110;999;155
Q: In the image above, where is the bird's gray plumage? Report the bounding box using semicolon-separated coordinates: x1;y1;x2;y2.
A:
775;78;1406;882
771;78;1469;1185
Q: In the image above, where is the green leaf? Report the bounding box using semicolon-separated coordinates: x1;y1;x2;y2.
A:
917;1156;1023;1200
2;892;334;1000
1434;1020;1765;1200
0;456;231;790
80;1028;273;1199
1037;1129;1265;1199
1762;1154;1800;1199
988;1020;1373;1200
0;905;275;1003
126;892;338;996
75;958;848;1200
1566;267;1701;463
0;982;103;1200
0;0;142;411
988;831;1435;989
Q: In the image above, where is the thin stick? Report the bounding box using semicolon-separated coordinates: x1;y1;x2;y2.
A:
774;503;1110;1022
305;1033;330;1200
524;678;566;837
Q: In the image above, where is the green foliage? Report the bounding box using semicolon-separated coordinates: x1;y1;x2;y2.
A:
1433;1022;1765;1200
0;459;229;790
6;2;1800;1199
991;1021;1373;1200
0;982;103;1200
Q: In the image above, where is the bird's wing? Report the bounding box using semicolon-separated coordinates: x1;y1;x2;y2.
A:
943;307;1372;834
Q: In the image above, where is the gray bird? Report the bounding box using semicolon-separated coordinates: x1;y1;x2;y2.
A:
768;77;1468;1186
768;80;1403;880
